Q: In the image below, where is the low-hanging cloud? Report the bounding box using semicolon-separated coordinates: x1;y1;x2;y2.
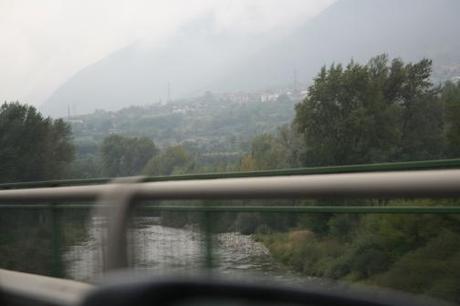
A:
0;0;335;106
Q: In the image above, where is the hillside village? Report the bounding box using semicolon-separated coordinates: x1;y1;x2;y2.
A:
66;85;306;164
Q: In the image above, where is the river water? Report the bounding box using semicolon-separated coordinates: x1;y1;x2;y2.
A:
64;217;297;282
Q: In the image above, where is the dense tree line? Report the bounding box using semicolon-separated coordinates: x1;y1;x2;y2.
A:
0;102;74;183
295;55;448;165
68;92;296;158
96;136;196;177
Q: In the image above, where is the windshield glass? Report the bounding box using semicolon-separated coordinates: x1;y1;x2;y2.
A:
1;1;460;305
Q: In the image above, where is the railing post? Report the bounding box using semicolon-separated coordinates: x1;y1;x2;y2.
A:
95;177;144;272
202;209;215;270
49;203;64;278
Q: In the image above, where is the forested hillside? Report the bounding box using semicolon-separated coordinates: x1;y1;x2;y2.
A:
67;91;298;177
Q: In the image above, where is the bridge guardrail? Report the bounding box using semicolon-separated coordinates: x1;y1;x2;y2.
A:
1;160;460;305
1;168;460;271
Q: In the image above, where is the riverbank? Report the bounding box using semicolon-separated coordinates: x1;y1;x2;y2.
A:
255;212;460;304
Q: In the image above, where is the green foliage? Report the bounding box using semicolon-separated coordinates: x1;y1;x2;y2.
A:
142;145;193;176
100;134;158;177
68;156;103;178
295;55;445;165
327;214;359;241
69;93;297;159
373;230;460;303
0;102;74;182
240;125;305;171
260;199;460;303
265;57;460;303
249;134;289;169
442;81;460;156
298;213;332;236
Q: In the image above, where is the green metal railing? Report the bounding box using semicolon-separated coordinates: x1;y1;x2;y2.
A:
1;158;460;190
1;158;460;281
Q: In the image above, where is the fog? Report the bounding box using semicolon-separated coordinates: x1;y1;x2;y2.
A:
0;0;334;107
2;0;460;117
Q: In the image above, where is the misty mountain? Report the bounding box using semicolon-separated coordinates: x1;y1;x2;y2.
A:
212;0;460;91
41;16;276;116
42;0;460;117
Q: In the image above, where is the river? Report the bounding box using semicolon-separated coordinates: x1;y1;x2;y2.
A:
64;217;297;282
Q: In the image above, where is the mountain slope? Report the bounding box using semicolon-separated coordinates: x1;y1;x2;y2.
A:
42;0;460;116
41;16;275;116
212;0;460;91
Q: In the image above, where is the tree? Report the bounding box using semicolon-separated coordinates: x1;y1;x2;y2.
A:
294;55;444;166
142;145;193;176
0;102;74;183
100;135;157;176
395;59;444;160
442;81;460;156
239;125;305;171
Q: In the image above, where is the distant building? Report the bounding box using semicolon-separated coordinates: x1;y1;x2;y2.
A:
450;76;460;83
108;128;121;134
260;93;279;103
66;119;84;124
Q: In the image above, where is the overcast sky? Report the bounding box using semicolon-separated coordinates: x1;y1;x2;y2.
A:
0;0;335;106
